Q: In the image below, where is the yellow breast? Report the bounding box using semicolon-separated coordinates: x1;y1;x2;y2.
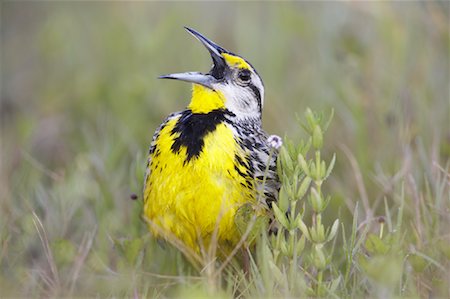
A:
143;116;255;252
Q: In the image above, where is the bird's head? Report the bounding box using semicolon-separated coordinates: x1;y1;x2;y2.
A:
159;27;264;120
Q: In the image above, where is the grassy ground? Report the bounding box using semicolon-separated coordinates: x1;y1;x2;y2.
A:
1;2;449;298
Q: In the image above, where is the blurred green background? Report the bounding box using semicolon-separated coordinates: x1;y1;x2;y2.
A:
1;1;449;297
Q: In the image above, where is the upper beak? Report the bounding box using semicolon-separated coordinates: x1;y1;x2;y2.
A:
158;27;228;90
184;27;227;73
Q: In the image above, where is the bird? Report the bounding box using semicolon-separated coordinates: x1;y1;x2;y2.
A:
143;27;280;256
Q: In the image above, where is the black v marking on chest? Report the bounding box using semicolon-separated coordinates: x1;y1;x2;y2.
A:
170;109;233;163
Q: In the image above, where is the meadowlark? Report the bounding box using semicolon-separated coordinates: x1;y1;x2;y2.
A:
143;27;280;254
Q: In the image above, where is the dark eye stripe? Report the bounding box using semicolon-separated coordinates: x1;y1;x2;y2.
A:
248;83;262;113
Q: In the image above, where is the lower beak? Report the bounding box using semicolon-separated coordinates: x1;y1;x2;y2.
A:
159;72;217;90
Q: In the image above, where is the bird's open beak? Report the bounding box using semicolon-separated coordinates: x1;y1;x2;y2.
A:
158;27;228;90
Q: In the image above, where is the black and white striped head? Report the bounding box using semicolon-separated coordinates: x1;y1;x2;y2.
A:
160;27;265;121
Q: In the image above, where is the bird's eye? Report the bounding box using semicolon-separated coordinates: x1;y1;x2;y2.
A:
237;69;251;84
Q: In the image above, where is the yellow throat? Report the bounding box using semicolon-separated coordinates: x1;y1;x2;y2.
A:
188;84;226;113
